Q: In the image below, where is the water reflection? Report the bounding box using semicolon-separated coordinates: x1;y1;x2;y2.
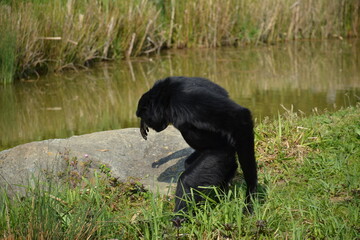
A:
0;40;359;150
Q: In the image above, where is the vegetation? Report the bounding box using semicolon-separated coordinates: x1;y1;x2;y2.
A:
0;0;359;83
1;106;359;239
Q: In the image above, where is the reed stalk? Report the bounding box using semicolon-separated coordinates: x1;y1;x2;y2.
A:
0;15;16;84
0;0;359;83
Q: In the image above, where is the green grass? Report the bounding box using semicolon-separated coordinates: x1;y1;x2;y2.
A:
1;0;359;83
0;19;17;84
1;106;359;239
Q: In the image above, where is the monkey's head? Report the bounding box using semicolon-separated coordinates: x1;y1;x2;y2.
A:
136;90;169;140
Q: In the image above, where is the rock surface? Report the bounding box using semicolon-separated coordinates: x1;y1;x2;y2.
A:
0;126;193;194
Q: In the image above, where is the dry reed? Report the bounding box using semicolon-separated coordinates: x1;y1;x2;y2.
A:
0;0;359;83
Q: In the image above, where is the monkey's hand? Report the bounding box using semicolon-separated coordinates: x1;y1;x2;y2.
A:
140;119;149;140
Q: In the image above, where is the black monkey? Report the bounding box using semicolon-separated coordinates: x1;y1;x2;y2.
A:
136;76;257;218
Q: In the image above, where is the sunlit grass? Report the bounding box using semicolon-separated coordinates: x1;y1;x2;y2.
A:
1;106;359;239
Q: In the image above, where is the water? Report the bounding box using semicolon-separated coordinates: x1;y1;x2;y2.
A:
1;40;359;150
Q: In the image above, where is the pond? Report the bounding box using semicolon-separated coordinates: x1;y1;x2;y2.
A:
1;40;359;150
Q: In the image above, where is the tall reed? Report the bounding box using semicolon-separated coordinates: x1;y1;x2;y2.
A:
0;15;16;84
0;0;359;83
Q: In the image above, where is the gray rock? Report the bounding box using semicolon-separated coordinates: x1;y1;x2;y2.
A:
0;126;193;194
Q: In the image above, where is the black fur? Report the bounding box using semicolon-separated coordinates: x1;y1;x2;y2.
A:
136;76;257;215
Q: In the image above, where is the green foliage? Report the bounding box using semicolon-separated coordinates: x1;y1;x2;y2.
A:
0;106;359;239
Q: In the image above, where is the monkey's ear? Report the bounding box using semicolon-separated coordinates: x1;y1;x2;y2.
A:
140;119;149;140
